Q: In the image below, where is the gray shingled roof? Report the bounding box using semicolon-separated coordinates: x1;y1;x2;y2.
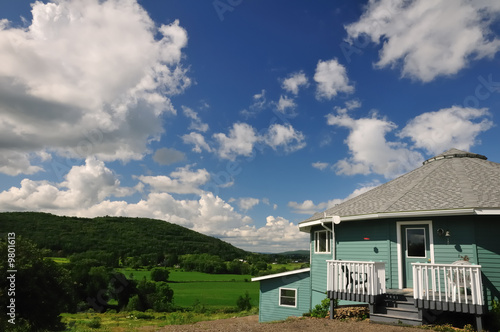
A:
302;148;500;223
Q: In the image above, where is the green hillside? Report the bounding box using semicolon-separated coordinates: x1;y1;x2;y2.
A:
0;212;248;260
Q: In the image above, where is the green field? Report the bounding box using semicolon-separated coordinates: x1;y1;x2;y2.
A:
118;268;259;309
48;257;70;264
117;267;152;281
169;280;259;308
268;262;305;272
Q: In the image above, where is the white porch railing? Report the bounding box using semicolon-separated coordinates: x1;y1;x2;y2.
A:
412;262;484;306
327;260;386;295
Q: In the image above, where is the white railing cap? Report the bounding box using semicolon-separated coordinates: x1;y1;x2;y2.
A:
411;262;481;268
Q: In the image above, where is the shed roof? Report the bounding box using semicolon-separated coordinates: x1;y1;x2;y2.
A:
301;148;500;225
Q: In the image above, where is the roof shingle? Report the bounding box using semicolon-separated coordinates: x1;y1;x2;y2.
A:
302;148;500;223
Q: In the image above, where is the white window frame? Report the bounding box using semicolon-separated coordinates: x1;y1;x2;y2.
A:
314;230;331;254
396;220;435;289
279;287;297;308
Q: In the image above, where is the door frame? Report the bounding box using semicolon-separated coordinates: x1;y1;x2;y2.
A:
396;220;435;289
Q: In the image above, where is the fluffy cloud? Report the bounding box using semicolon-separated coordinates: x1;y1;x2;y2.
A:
0;151;44;176
288;184;379;215
0;0;190;175
213;123;259;160
0;158;132;211
235;197;260;212
327;109;423;178
275;95;297;114
213;122;306;160
399;107;493;155
282;71;308;95
264;124;306;153
314;59;354;100
182;132;213;153
138;165;210;194
345;0;500;82
152;147;186;165
312;162;329;171
222;216;308;252
183;106;209;132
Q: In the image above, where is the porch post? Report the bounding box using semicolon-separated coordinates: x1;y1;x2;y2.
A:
329;298;335;319
475;314;483;332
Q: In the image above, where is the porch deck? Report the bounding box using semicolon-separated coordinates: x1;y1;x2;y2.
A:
326;260;486;330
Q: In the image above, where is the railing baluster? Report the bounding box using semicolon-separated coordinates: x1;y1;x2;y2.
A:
326;260;386;298
411;262;483;307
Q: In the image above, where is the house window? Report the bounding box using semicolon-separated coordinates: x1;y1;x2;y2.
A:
279;288;297;307
315;230;331;253
406;228;426;258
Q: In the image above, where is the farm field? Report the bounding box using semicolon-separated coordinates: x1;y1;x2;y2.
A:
169;280;259;308
119;268;259;309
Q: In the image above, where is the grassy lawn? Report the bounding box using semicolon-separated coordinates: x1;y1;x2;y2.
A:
116;268;259;309
117;268;152;281
169;280;259;308
61;308;258;331
268;262;305;272
168;270;252;282
48;257;70;264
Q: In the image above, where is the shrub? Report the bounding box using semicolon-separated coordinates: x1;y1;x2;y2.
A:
86;316;101;329
311;297;331;318
236;291;252;311
150;267;170;282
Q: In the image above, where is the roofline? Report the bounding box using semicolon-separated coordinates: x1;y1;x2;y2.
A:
298;208;500;232
251;268;310;282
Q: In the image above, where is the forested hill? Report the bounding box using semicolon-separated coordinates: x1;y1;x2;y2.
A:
0;212;248;260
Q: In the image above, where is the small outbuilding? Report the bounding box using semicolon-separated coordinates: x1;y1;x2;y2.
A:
254;149;500;330
251;268;311;322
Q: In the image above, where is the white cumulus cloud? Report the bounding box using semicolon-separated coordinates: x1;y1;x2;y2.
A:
399;106;493;155
138;165;210;195
282;71;308;95
326;109;423;178
288;183;379;215
0;0;190;175
314;59;354;100
213;123;259;160
182;132;213;153
264;124;306;153
346;0;500;82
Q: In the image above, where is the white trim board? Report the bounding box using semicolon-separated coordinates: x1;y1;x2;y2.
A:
251;268;310;282
396;220;435;289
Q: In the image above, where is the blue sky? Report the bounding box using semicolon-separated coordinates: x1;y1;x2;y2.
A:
0;0;499;252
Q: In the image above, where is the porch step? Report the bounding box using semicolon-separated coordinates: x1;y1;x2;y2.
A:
370;294;422;326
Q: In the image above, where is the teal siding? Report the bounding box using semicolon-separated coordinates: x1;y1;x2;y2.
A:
335;219;393;289
310;227;333;306
258;271;311;322
475;216;500;310
433;217;477;264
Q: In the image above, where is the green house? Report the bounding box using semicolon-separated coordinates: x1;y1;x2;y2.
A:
254;149;500;330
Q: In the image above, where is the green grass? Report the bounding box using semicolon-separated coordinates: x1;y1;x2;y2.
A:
268;262;305;272
168;270;252;282
48;257;70;264
116;268;258;309
169;280;259;308
117;268;152;281
61;308;258;331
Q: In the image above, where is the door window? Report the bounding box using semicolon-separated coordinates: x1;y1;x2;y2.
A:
406;228;426;258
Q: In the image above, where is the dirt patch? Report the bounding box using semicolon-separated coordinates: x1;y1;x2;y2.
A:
150;315;420;332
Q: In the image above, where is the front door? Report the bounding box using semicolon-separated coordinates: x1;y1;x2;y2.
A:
402;225;430;288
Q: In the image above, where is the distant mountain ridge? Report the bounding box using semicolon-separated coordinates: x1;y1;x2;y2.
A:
0;212;249;260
